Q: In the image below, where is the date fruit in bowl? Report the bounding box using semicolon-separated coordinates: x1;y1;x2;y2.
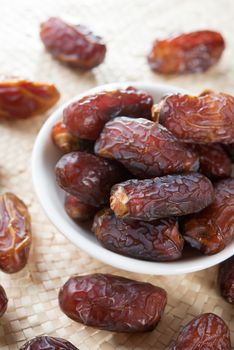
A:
32;82;234;275
153;92;234;144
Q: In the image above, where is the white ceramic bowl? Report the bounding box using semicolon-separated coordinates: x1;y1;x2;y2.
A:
32;82;234;275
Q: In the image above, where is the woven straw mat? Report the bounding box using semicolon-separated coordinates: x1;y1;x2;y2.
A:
0;0;233;349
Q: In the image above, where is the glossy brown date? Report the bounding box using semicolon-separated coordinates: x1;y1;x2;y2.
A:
218;256;234;304
95;117;199;178
110;173;214;221
0;76;60;119
51;121;92;153
168;313;231;350
148;30;225;74
20;336;79;350
153;92;234;144
182;178;234;255
65;194;98;221
192;144;232;179
0;285;8;317
63;87;153;140
59;273;167;332
56;152;127;207
0;193;32;273
40;17;106;69
92;209;184;261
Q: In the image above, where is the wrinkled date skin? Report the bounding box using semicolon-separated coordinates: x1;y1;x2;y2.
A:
59;273;167;332
153;93;234;144
0;77;60;119
19;336;79;350
0;285;8;317
182;179;234;255
40;17;106;69
51;121;93;153
218;256;234;304
148;30;225;74
92;209;184;261
65;194;98;221
56;152;127;207
192;144;232;179
110;173;214;221
95;117;199;178
168;313;231;350
63;87;153;140
223;143;234;162
0;193;32;273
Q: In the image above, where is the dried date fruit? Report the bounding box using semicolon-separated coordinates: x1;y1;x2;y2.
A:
182;178;234;254
63;87;153;140
153;92;234;144
199;89;215;96
168;313;231;350
56;152;127;207
222;143;234;161
148;30;225;74
0;285;8;317
95;117;199;178
51;121;93;153
191;144;232;179
65;194;98;221
20;335;79;350
59;273;167;332
111;173;214;221
40;17;106;69
0;76;60;119
0;193;32;273
92;209;184;261
218;256;234;304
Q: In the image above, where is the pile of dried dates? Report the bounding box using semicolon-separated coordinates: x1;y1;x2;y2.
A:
0;15;233;350
54;86;234;262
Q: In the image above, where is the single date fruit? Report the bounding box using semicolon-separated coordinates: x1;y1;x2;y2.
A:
218;256;234;304
63;87;153;140
182;178;234;254
51;121;92;153
110;173;214;221
40;17;106;69
65;194;97;221
0;193;32;273
153;92;234;144
192;144;232;179
19;335;79;350
95;117;199;178
168;313;231;350
0;285;8;317
59;273;167;332
92;209;184;261
148;30;225;74
56;152;127;207
0;76;60;119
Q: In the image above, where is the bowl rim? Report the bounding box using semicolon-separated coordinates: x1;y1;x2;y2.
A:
32;81;234;276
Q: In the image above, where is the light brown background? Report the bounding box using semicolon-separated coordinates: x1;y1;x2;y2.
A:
0;0;233;349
